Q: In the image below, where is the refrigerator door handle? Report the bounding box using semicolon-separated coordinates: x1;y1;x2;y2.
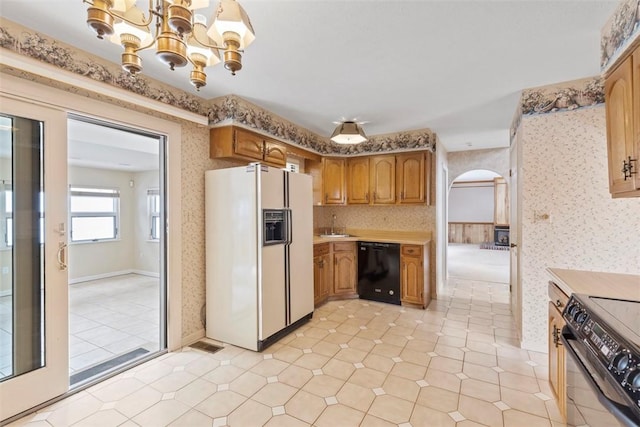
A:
286;208;293;245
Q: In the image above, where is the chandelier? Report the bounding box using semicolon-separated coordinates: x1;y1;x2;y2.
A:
84;0;255;90
330;121;368;145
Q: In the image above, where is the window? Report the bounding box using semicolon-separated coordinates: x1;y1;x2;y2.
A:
70;187;119;242
147;189;160;240
3;185;12;247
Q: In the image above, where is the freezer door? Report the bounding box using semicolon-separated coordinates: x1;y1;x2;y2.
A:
287;172;314;323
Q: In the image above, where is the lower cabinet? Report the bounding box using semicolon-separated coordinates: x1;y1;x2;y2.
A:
313;243;331;306
548;282;568;420
400;244;430;308
332;242;357;296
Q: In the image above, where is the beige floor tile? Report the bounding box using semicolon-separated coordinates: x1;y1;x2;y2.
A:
544;399;564;423
381;333;409;348
336;324;361;336
322;358;356;380
314;404;365;427
150;371;198;393
499;371;541;393
320;331;352;345
167;409;214;427
284;390;326;424
293;353;330;370
203;364;245;385
348;336;375;352
429;356;463;374
399;347;432;367
335;382;375;412
503;409;552;427
288;336;321;350
304;327;330;340
310;341;341;358
456;420;489;427
464;351;498;367
88;378;146;402
460;378;501;402
272;345;304;363
465;340;498;355
264;414;310;427
381;374;420;402
252;382;298;407
194;390;247;419
410;402;456;427
416;385;460;413
367;394;414;424
229;371;267;397
370;343;403;358
500;387;549;418
183;355;221;377
360;414;397;426
497;356;536;377
114;386;163;418
227;399;273;427
230;350;265;370
71;409;128;427
462;362;500;385
250;358;289;377
347;367;388;389
302;374;345;398
496;346;531;360
434;343;465;361
405;339;437;353
355;328;385;340
425;368;461;393
362;353;395;373
174;378;218;407
133;361;175;384
46;394;104;427
438;335;467;348
278;365;313;389
458;395;504;427
390;361;427;381
333;347;369;364
131;399;191;426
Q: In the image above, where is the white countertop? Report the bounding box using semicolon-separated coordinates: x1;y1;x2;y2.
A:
547;268;640;301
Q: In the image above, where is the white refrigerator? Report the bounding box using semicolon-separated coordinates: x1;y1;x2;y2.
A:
205;164;314;351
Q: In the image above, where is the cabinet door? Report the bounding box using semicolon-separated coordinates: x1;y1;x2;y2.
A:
333;248;356;295
401;245;423;305
396;152;425;204
370;155;396;204
264;139;287;167
234;128;264;161
548;302;566;418
323;158;346;205
319;253;331;300
605;56;638;194
347;157;370;204
633;46;640;187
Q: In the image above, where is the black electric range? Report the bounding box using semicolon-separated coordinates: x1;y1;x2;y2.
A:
562;294;640;426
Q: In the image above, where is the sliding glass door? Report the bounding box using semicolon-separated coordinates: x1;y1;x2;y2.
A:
0;97;69;421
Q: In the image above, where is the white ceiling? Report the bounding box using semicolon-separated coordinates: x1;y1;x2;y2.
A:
1;0;618;153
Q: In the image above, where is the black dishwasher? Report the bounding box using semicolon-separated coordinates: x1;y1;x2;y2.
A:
357;242;401;305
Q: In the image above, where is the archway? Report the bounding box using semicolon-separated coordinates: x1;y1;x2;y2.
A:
446;169;510;288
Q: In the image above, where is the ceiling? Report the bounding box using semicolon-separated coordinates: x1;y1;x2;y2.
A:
1;1;618;153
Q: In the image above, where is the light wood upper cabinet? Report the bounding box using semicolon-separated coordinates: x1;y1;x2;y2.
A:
396;152;425;204
347;157;370;204
210;126;289;168
370;155;396;204
323;158;347;205
605;45;640;197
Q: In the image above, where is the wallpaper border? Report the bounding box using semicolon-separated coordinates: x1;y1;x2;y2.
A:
601;0;640;72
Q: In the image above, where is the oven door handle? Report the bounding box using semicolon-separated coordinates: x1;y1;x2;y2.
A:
561;326;640;427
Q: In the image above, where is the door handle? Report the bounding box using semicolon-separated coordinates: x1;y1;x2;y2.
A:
510;243;517;248
57;242;67;271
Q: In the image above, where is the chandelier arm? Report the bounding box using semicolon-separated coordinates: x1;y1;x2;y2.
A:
191;30;224;52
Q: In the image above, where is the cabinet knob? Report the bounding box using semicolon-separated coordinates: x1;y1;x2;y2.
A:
622;156;637;180
555;299;563;308
365;192;369;202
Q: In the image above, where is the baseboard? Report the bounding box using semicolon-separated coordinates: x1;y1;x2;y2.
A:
69;269;135;285
181;329;205;348
132;270;160;278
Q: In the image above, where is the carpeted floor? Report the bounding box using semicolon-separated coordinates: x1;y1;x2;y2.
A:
447;243;510;284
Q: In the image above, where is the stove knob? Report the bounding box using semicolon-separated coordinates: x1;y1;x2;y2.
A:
611;350;631;375
566;303;580;317
573;310;588;325
624;367;640;392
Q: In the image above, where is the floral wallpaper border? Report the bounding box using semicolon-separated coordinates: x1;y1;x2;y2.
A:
601;0;640;71
0;18;435;157
510;76;605;142
208;95;436;156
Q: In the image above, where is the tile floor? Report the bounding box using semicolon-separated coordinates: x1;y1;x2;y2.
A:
8;274;562;427
0;274;160;380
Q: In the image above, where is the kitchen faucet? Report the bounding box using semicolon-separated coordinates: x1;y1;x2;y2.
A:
331;214;336;235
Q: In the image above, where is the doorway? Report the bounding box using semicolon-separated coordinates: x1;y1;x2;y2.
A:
66;117;167;387
446;169;510;287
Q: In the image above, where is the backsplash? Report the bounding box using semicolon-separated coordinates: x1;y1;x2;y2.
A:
314;205;435;232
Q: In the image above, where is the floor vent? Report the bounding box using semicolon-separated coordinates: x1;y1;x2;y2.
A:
189;341;223;354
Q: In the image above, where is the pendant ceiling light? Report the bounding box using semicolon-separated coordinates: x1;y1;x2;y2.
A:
85;0;255;90
330;121;368;145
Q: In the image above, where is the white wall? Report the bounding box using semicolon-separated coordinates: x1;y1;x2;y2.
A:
448;182;495;223
133;170;160;276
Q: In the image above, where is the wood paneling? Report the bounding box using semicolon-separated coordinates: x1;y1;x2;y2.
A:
448;222;494;244
494;177;509;225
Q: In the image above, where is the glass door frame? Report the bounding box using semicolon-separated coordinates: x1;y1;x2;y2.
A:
0;95;70;422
